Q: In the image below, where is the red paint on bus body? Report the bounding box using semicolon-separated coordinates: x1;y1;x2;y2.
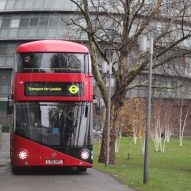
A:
14;73;93;101
11;135;92;168
11;40;93;170
16;40;89;53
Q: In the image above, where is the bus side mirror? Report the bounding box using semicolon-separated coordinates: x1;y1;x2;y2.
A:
7;94;13;114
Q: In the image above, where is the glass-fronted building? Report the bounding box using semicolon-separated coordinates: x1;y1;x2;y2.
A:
0;0;82;125
1;0;191;131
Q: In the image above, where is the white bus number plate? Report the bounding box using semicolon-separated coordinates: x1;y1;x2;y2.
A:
45;160;63;164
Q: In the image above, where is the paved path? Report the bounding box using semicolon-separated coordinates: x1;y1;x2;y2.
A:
0;133;135;191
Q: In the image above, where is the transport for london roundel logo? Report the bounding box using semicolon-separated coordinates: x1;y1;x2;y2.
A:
68;85;79;94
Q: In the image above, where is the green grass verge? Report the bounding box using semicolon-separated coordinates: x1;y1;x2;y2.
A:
93;137;191;191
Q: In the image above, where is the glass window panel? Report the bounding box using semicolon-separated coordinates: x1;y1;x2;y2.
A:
0;0;6;10
29;16;39;27
0;69;12;96
6;62;14;67
6;57;14;67
39;15;49;27
37;28;47;38
8;28;18;38
18;28;28;38
17;52;86;73
0;47;7;55
27;28;37;37
7;45;16;55
10;19;20;28
15;0;25;9
57;29;69;38
49;16;59;27
0;57;6;66
46;28;58;37
0;29;9;37
20;17;29;27
0;18;2;28
44;0;53;9
58;16;69;28
15;102;91;147
0;102;7;113
0;86;10;95
24;0;33;9
2;17;11;28
5;0;15;10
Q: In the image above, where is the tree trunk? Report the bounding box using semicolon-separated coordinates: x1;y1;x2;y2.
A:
98;109;107;163
98;96;123;165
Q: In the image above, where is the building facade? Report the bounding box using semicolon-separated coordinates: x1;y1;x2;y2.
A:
1;0;191;139
0;0;83;125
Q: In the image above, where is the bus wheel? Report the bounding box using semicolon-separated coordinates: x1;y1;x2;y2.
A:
12;167;21;174
77;167;87;172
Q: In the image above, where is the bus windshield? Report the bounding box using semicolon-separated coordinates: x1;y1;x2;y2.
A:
17;53;88;73
15;102;92;147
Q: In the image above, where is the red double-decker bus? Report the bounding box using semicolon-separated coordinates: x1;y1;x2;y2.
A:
8;40;93;173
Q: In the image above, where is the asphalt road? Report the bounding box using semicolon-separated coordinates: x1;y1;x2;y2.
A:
0;133;135;191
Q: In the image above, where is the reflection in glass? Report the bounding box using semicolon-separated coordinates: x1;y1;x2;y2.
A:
0;69;12;96
46;28;58;38
29;16;39;27
18;28;28;38
39;15;49;27
49;16;59;27
2;17;11;28
27;28;38;37
37;28;47;38
17;52;87;73
15;102;92;147
6;57;14;66
9;29;18;38
20;17;29;27
10;19;20;28
0;29;9;38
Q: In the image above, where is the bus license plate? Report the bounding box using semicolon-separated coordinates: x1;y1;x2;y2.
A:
45;160;63;164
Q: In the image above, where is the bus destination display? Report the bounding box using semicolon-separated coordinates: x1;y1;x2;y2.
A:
25;82;84;96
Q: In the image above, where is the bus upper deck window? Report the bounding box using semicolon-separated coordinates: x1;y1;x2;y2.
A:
18;53;87;73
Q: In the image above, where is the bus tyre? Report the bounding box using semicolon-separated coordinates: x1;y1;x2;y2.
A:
77;167;87;172
12;167;21;174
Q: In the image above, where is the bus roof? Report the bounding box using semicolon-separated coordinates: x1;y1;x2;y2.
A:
16;40;89;53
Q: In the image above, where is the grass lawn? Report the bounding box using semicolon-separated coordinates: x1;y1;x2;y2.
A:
93;137;191;191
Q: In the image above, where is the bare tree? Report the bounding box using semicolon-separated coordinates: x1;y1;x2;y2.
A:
70;0;191;164
119;98;146;144
176;84;191;146
118;97;146;157
151;99;175;152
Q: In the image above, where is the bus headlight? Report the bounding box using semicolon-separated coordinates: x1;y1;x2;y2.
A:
81;149;90;160
18;149;28;160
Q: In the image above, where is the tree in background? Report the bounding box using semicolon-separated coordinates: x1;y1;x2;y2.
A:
176;83;191;146
118;98;146;144
151;99;175;152
118;97;146;156
70;0;191;164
